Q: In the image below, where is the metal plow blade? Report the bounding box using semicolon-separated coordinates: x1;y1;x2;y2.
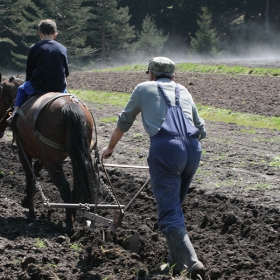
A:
124;232;140;254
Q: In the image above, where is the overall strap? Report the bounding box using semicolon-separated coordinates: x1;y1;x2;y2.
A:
174;84;180;106
157;82;171;106
157;82;180;106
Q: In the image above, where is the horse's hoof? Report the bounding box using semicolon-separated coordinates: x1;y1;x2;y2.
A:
21;197;29;208
66;227;75;237
34;160;42;177
29;211;36;219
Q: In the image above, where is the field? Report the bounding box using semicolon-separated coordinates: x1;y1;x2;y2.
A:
0;63;280;280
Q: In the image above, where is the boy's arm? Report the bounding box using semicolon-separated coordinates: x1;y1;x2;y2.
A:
64;57;69;77
26;46;36;81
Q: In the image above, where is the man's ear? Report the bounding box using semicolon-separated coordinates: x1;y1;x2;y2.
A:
148;71;153;81
151;72;156;81
52;32;58;39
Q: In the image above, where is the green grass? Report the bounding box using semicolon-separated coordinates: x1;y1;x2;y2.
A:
71;90;280;131
175;63;280;76
46;262;57;268
73;90;129;107
240;129;256;134
134;133;143;139
91;62;280;77
70;242;82;251
197;104;280;130
35;238;46;249
99;116;117;123
245;183;273;190
270;156;280;167
97;63;147;72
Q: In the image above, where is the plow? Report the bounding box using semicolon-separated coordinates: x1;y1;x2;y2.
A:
40;158;150;233
38;158;150;252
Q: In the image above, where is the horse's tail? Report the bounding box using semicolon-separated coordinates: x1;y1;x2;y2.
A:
62;102;97;204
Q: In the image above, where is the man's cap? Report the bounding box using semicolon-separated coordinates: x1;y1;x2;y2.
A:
146;57;175;74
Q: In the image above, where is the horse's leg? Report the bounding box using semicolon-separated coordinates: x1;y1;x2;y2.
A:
17;150;36;218
45;163;74;235
34;159;43;177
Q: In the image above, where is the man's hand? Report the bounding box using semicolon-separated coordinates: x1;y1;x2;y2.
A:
101;126;124;159
101;146;114;159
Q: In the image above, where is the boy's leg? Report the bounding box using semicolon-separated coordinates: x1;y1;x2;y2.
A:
15;81;35;107
7;81;34;124
10;106;20;117
6;106;20;124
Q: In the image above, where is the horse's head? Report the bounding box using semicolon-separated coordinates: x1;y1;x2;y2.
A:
0;73;24;138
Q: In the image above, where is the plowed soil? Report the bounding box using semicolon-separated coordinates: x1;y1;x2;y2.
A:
1;62;280;280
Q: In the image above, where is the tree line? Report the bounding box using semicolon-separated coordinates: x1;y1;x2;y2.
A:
0;0;279;72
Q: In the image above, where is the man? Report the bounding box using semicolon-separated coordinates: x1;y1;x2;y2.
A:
7;19;69;124
101;57;206;279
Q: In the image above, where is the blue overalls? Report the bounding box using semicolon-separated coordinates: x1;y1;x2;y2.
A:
148;82;202;236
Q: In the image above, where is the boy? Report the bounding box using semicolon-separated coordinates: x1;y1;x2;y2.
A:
7;19;69;124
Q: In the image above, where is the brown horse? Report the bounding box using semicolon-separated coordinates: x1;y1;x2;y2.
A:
0;72;98;235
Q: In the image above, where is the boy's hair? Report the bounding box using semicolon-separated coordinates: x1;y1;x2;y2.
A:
38;19;57;35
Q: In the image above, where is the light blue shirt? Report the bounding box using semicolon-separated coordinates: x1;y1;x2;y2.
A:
117;78;206;139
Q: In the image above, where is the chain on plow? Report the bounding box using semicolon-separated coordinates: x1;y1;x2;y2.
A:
100;178;119;205
100;157;123;207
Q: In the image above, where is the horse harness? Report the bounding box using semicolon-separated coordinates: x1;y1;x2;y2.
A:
16;93;93;151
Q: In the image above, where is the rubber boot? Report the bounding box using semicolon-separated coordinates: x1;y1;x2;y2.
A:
166;228;205;279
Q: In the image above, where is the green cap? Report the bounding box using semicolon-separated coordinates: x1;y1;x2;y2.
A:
146;57;175;74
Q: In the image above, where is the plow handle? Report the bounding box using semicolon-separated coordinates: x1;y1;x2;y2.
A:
124;178;151;213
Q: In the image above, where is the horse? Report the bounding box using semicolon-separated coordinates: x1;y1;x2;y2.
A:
0;72;98;235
